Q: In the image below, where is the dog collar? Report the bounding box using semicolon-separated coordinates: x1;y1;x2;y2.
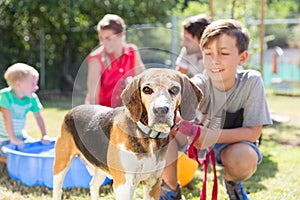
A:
136;121;169;139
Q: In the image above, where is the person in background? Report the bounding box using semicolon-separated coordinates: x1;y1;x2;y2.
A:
160;14;210;200
176;14;210;77
0;63;50;157
85;14;145;107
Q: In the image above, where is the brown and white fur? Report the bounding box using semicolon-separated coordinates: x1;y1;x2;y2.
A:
53;68;202;200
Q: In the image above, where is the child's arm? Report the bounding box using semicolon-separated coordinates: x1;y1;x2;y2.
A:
1;107;24;146
33;111;50;143
194;125;262;150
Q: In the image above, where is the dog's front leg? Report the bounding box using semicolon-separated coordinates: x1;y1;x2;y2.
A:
113;174;139;200
142;174;162;200
53;172;65;200
89;169;108;200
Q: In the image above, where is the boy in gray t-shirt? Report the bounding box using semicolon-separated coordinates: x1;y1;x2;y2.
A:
190;19;272;200
160;19;272;200
193;69;271;130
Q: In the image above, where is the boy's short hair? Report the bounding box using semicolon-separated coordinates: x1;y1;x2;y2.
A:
97;14;126;34
201;19;250;54
4;63;39;87
183;14;211;40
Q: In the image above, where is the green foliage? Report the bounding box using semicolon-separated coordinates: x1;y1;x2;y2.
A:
265;24;290;48
266;0;298;18
0;0;177;89
173;0;209;16
263;0;299;48
1;0;300;90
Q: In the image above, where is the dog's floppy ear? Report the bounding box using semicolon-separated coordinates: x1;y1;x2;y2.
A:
121;76;143;122
179;74;203;121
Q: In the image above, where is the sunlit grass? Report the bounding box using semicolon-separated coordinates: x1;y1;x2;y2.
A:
2;89;300;199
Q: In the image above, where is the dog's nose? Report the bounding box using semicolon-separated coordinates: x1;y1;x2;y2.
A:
154;106;169;115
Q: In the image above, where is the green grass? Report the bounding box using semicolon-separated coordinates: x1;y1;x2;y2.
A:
25;97;72;139
1;89;300;199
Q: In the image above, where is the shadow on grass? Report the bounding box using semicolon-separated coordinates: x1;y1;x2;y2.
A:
42;96;85;111
180;148;279;198
245;153;278;193
38;91;86;110
41;97;73;110
0;163;113;199
263;124;300;147
209;153;278;198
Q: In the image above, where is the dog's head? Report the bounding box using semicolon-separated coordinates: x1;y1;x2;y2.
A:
121;68;202;133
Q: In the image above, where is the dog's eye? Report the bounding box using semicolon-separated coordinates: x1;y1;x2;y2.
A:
142;86;153;94
169;86;180;95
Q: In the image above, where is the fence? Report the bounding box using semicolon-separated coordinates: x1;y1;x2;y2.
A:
245;17;300;94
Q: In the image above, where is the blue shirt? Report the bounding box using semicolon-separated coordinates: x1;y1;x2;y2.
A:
0;87;43;140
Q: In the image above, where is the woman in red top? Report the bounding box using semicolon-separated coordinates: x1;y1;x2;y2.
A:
86;14;145;107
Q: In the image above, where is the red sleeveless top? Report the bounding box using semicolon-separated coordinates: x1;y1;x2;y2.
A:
88;46;135;107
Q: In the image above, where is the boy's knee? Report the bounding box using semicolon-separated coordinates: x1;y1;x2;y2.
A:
221;143;258;181
224;163;257;181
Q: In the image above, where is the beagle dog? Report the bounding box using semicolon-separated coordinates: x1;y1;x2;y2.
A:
53;68;202;200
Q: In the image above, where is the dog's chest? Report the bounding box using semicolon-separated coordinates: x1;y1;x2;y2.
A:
116;143;167;175
107;120;168;174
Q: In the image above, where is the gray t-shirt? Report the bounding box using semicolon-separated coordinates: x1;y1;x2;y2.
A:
191;70;273;129
176;47;205;77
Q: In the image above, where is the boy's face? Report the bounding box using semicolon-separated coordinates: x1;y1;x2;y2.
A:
16;75;39;98
202;34;248;88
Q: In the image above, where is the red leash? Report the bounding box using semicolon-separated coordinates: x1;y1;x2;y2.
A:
178;121;218;200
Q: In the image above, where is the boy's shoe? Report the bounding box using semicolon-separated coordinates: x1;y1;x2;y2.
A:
160;180;186;200
224;180;249;200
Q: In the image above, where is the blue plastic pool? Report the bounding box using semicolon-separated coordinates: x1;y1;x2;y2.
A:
1;141;111;189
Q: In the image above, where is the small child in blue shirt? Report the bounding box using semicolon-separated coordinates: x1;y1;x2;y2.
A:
0;63;50;156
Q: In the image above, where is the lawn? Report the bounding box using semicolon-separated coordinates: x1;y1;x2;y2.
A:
0;90;299;199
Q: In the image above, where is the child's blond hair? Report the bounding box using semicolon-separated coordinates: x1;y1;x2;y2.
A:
4;63;39;87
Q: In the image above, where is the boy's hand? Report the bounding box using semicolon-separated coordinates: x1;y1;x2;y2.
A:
177;120;200;136
10;137;25;149
41;135;51;144
194;127;220;150
193;126;206;149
